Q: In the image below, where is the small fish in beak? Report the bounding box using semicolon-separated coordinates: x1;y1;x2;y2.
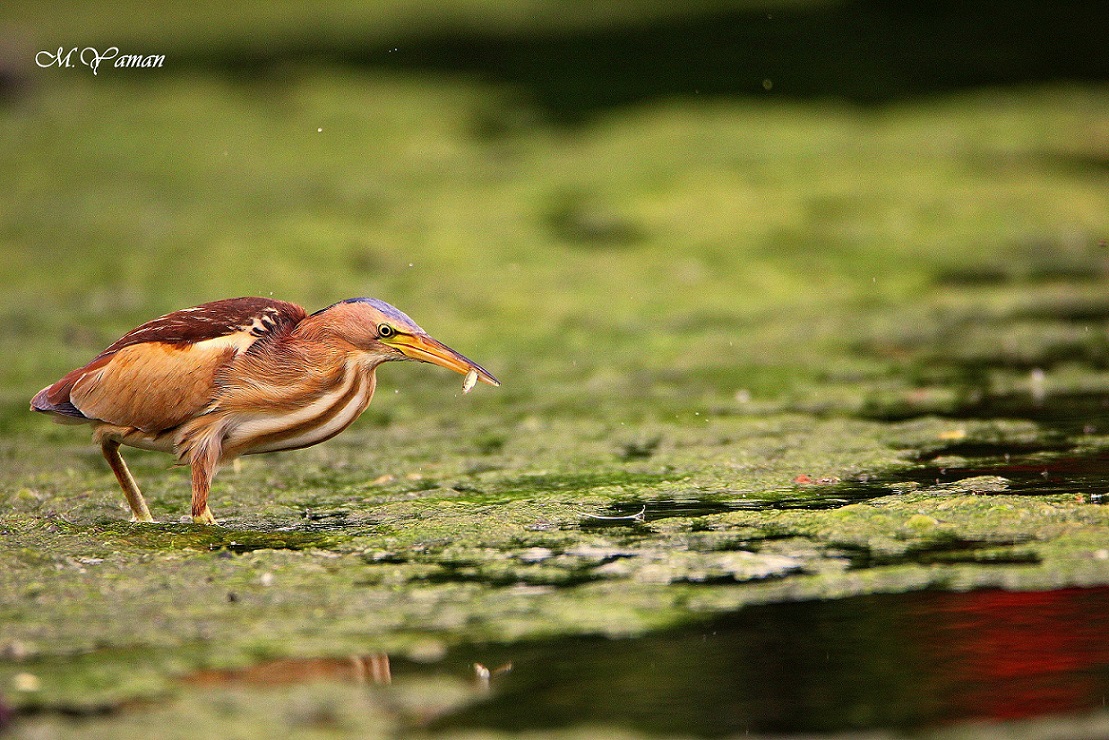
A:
463;368;479;394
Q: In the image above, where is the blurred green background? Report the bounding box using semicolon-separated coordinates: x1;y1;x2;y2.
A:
2;0;1107;427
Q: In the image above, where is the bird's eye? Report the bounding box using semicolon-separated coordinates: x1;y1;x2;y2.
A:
377;324;395;339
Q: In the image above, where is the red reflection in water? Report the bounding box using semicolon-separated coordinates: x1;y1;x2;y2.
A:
915;587;1109;723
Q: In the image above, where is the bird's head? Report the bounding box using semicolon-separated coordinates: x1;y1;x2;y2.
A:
312;298;500;387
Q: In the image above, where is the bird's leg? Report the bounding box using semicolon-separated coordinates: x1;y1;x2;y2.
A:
189;440;221;525
100;439;154;523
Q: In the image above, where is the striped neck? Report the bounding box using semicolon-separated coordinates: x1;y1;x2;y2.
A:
221;356;379;457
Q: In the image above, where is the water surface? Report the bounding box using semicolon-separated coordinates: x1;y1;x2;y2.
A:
434;586;1109;736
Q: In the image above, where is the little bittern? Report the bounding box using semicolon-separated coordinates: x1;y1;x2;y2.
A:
31;297;499;524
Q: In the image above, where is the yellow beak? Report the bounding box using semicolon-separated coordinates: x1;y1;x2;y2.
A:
390;333;500;387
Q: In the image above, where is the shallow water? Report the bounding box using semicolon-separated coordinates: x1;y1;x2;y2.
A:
432;586;1109;736
174;586;1109;736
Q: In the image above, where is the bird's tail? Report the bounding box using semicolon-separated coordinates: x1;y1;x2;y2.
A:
30;385;88;422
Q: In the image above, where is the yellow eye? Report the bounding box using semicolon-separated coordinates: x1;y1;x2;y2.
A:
377;324;396;339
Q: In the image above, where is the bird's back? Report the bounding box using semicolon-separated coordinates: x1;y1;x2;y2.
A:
31;297;307;434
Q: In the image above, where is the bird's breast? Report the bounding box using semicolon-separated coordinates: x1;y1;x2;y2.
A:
222;362;377;456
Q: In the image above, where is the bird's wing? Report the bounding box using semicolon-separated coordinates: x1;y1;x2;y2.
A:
33;297;307;432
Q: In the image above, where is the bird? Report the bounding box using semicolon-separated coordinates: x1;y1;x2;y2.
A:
30;296;499;525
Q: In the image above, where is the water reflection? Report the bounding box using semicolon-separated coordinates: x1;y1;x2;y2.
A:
174;587;1109;735
436;587;1109;736
186;654;393;687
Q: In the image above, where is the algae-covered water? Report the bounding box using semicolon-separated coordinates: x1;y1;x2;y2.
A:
2;2;1109;737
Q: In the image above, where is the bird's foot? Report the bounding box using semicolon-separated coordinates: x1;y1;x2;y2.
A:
192;507;217;525
129;512;156;524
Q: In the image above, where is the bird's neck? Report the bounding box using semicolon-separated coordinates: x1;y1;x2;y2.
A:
204;345;380;459
291;311;339;343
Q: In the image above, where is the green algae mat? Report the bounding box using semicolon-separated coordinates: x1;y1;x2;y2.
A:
3;4;1109;737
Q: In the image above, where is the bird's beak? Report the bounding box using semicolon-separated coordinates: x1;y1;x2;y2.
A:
390;333;500;387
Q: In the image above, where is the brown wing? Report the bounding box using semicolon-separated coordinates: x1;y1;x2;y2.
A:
31;297;307;432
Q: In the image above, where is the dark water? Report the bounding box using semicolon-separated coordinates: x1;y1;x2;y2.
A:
854;385;1109;501
895;450;1109;501
434;586;1109;736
